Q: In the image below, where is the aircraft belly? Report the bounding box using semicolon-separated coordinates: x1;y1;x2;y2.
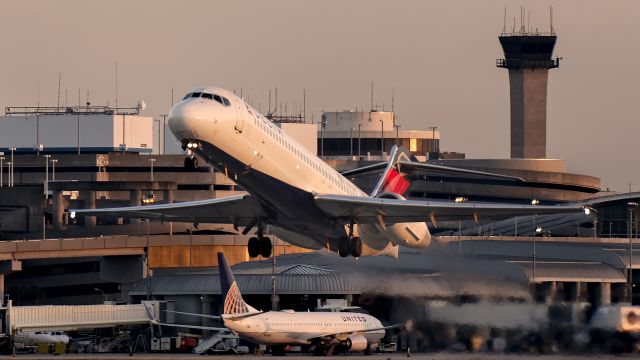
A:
196;140;340;250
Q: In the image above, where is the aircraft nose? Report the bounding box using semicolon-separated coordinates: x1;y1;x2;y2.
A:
168;100;212;140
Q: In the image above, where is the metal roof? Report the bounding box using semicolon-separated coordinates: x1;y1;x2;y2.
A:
129;263;359;296
510;261;626;283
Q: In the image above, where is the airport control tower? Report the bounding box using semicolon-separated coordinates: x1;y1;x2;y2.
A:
498;30;560;159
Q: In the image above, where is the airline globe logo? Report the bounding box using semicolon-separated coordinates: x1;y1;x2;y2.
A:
224;281;249;314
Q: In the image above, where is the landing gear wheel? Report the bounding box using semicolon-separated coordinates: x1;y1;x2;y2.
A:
259;236;272;258
270;345;286;356
349;236;362;258
248;237;260;258
184;156;198;170
338;238;349;257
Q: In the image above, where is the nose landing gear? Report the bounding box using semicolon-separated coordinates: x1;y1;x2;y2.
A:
184;155;198;170
182;141;200;171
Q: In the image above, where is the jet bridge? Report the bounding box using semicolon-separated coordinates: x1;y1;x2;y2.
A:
2;301;160;335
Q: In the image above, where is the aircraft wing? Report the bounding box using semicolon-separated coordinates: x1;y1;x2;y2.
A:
341;160;524;182
157;322;229;331
70;194;266;227
307;323;402;342
314;194;587;224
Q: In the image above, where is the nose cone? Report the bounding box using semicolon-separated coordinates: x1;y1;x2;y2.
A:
168;100;213;141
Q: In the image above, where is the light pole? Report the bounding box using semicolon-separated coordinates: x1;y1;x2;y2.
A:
149;158;156;182
154;118;161;155
146;218;152;300
9;147;16;187
320;120;326;157
5;162;11;188
0;156;4;187
531;199;539;285
349;128;355;157
428;126;439;152
160;114;168;154
358;124;362;159
393;124;401;146
43;155;51;197
379;119;384;157
629;201;638;304
51;159;58;181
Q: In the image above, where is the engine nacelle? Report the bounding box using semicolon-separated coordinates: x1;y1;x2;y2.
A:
358;192;431;249
345;334;368;352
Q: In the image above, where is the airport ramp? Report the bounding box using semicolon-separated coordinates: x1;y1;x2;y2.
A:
7;301;159;334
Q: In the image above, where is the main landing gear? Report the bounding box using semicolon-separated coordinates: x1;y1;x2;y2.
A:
247;220;272;258
339;220;362;258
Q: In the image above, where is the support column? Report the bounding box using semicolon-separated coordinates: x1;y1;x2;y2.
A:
0;260;22;302
201;295;214;338
594;282;611;308
130;190;142;224
84;190;96;229
53;190;64;230
548;281;558;303
165;190;174;236
345;294;353;307
565;282;580;302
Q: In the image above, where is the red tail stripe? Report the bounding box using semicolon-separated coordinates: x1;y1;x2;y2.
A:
383;169;410;196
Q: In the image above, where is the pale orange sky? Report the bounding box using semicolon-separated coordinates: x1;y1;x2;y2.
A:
1;0;639;192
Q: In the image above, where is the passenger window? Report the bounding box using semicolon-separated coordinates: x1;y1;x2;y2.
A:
213;95;224;104
191;92;202;98
201;93;213;100
222;97;231;106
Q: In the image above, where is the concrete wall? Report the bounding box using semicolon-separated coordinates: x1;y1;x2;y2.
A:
0;114;153;152
508;69;549;159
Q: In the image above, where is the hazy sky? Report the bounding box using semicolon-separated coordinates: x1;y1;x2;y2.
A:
1;0;639;192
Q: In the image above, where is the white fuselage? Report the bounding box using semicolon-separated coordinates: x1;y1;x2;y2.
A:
223;311;384;346
168;86;430;254
169;88;365;198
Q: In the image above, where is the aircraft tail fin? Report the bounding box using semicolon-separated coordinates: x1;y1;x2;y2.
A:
218;252;258;315
370;145;414;198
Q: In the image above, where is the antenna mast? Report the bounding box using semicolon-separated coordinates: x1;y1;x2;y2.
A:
57;73;62;109
503;7;506;34
115;62;118;109
370;81;374;111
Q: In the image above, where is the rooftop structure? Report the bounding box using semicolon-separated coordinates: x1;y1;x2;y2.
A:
1;104;153;154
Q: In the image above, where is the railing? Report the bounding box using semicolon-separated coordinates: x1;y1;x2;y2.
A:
5;105;142;116
496;58;560;69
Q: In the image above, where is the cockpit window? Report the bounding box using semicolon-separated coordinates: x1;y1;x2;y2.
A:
201;93;213;100
213;95;224;105
182;93;192;100
191;92;202;98
222;97;231;106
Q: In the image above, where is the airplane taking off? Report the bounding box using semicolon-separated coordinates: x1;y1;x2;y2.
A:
72;86;587;258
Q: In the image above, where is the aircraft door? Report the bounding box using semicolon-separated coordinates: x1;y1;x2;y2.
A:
235;101;245;133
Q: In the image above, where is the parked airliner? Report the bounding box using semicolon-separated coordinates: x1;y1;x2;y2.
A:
218;252;389;355
72;86;586;258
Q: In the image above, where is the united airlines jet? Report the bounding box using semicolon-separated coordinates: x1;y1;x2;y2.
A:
73;86;585;258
